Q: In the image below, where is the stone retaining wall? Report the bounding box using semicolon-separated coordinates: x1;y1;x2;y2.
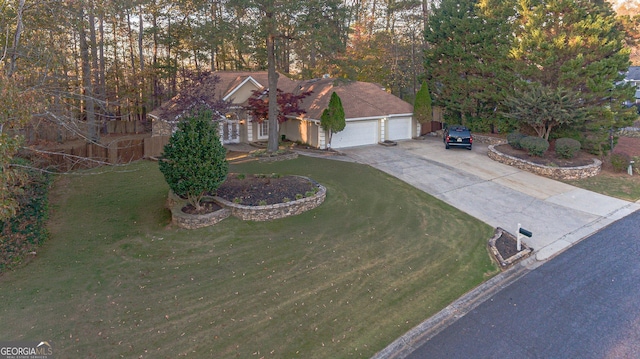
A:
619;128;640;138
215;180;326;221
473;134;507;145
167;176;326;228
488;145;601;180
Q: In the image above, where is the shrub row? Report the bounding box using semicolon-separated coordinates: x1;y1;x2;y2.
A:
520;137;549;157
508;133;582;159
0;169;51;273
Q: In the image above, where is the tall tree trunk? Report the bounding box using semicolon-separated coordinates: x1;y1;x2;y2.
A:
98;7;106;114
88;2;103;132
138;7;145;121
6;0;26;77
152;12;160;107
79;6;98;142
266;9;279;153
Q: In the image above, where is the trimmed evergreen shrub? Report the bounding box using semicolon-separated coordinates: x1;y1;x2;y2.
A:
555;138;581;159
520;136;549;157
159;110;229;211
610;152;630;172
507;132;527;150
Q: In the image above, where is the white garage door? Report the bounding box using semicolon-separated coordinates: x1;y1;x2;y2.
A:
330;120;379;148
386;117;412;140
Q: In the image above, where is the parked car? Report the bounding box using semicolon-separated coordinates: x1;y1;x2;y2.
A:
443;125;473;150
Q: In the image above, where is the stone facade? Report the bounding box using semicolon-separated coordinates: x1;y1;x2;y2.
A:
166;176;326;228
488;145;601;180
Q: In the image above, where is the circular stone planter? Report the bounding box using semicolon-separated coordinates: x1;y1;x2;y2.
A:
487;144;602;180
166;176;326;228
167;195;231;229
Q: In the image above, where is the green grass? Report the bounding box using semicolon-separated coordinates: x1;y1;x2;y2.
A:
564;171;640;202
0;158;497;358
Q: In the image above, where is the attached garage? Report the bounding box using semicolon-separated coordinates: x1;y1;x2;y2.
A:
330;120;379;149
385;116;413;141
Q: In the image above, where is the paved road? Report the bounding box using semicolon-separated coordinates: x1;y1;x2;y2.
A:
405;210;640;359
340;138;640;261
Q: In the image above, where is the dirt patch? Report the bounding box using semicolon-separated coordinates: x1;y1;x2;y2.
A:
215;174;315;206
614;136;640;158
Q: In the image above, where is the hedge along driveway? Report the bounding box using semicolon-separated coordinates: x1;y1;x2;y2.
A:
0;158;497;358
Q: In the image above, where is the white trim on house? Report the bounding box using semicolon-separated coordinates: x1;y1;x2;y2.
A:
223;76;264;102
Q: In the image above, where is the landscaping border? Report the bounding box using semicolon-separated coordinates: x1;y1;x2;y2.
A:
166;176;326;228
214;177;326;221
488;227;532;270
488;144;601;180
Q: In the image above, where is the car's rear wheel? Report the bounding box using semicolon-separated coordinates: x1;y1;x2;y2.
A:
467;145;472;150
445;143;450;149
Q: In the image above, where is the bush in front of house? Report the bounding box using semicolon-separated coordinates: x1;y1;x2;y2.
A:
555;138;581;159
520;136;549;157
610;152;630;172
159;110;228;212
507;132;527;150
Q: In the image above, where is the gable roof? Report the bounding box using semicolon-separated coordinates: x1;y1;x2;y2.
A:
149;72;413;122
626;66;640;82
149;71;298;121
295;77;413;121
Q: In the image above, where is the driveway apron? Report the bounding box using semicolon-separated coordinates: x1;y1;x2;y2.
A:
340;138;640;261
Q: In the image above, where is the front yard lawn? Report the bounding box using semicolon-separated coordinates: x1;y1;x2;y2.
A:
0;157;497;358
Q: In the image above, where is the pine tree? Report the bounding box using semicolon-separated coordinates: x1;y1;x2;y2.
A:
511;0;636;153
320;92;346;149
424;0;515;129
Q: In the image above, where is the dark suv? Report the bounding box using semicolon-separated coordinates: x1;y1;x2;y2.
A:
443;125;473;150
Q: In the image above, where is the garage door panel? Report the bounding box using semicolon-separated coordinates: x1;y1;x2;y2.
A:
331;121;379;148
387;117;412;140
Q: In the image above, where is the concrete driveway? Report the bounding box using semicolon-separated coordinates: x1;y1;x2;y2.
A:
339;137;640;261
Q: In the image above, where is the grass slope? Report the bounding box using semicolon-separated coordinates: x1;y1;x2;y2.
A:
0;157;497;358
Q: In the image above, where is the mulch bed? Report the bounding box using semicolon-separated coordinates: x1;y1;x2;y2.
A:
182;200;223;215
215;174;315;206
495;231;520;259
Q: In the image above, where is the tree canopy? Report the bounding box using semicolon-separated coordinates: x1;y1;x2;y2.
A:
423;0;516;129
424;0;637;151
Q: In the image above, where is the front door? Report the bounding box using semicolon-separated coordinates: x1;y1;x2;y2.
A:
220;120;240;144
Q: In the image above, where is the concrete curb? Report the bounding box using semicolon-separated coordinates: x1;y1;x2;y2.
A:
371;256;542;359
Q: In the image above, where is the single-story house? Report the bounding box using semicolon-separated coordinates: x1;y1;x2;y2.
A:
148;71;417;149
624;66;640;104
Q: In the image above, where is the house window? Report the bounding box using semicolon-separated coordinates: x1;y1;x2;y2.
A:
258;121;269;139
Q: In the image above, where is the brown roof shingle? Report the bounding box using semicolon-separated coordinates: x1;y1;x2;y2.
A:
295;78;413;120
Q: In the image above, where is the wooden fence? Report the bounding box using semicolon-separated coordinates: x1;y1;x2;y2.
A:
37;136;170;172
25;119;151;143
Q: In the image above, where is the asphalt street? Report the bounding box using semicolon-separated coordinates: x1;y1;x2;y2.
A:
405;210;640;359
